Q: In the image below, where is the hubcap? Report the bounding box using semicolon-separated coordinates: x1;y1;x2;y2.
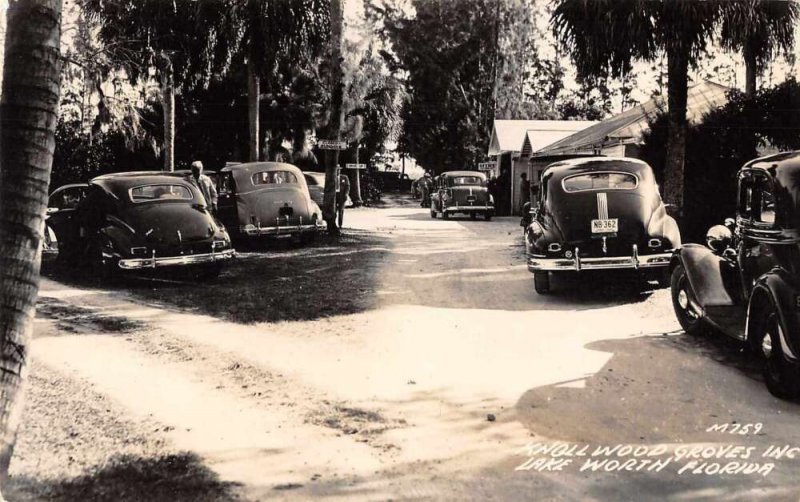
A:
677;289;689;310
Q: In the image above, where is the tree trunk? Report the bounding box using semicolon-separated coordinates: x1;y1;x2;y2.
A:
161;69;175;171
247;57;260;162
0;0;62;496
663;40;689;219
351;146;363;206
744;39;757;97
323;0;345;234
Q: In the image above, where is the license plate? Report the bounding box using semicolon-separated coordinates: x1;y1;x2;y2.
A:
591;218;618;233
466;196;477;202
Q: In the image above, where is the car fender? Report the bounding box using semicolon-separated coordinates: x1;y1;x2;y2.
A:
747;273;800;361
672;244;738;309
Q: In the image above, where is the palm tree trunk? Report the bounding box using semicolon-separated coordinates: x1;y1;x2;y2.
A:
664;40;689;219
323;0;345;234
744;39;757;97
0;0;62;495
247;56;260;162
161;69;175;171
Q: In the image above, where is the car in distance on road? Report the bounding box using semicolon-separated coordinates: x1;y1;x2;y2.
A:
217;162;325;241
429;171;495;220
47;172;234;278
524;157;680;294
670;151;800;399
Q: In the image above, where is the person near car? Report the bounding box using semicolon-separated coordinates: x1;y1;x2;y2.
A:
190;160;218;214
420;171;433;208
336;170;350;225
519;172;531;213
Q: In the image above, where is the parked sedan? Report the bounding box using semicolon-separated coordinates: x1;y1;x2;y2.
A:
429;171;494;220
217;162;325;240
47;172;234;278
670;151;800;399
524;157;680;294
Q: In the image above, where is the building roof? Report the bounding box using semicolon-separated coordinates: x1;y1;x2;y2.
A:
536;80;731;157
488;120;596;157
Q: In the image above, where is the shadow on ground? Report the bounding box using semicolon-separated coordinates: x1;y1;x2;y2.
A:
7;453;241;502
41;231;391;324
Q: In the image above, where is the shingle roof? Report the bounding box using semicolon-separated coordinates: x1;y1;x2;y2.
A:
536;80;731;156
487;120;596;156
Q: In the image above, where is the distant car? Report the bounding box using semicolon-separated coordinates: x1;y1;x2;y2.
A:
46;172;234;278
524;157;680;294
44;183;89;255
217;162;325;240
429;171;495;220
670;151;800;399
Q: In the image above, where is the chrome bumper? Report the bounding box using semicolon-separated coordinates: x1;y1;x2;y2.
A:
443;205;494;212
241;222;324;236
527;245;672;272
118;249;235;270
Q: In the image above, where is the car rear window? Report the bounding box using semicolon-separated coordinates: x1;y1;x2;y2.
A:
130;184;193;202
304;173;324;186
252;171;298;185
449;176;482;186
562;172;638;192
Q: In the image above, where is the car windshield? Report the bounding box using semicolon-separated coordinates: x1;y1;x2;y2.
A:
252;171;299;185
562;172;638;192
449;176;482;186
130;184;193;202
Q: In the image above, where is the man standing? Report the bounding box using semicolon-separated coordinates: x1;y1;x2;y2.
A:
519;172;531;213
336;168;350;228
190;160;218;214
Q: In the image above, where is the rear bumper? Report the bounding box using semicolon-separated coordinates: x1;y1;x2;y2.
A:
118;249;235;270
443;205;494;213
240;221;325;236
527;245;672;272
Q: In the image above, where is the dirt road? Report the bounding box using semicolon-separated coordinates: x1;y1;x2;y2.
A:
10;200;800;500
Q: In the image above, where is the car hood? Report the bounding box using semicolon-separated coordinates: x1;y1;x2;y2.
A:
123;202;216;244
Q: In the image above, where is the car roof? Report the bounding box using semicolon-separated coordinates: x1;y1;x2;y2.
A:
91;172;196;198
441;171;486;178
543;157;652;182
220;161;302;175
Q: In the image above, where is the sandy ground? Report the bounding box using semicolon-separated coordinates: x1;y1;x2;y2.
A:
9;195;800;501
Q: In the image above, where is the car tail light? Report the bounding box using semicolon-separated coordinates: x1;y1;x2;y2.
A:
548;243;562;253
648;238;662;248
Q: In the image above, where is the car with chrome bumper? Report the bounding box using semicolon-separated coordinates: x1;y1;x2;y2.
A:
217;162;325;241
524;157;680;294
670;151;800;399
430;171;494;220
47;172;234;278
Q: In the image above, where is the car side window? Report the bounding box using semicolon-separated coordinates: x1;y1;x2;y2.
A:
219;172;234;195
738;173;776;226
49;187;85;211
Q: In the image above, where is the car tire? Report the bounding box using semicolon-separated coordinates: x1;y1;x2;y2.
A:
470;212;477;220
442;211;449;220
534;271;550;294
430;210;437;219
656;268;671;289
670;264;705;336
484;213;492;221
89;242;116;282
758;312;800;399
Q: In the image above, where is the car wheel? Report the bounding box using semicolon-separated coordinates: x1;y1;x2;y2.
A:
430;210;437;219
442;211;449;220
484;213;492;221
534;271;550;294
758;312;800;399
89;241;116;282
656;268;671;289
670;264;705;336
470;212;477;220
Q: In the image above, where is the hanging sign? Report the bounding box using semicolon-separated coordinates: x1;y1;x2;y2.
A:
346;163;366;169
317;139;347;150
478;162;495;171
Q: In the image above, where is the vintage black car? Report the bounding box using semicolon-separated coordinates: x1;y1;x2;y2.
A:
670;151;800;399
429;171;494;220
525;157;680;294
217;162;325;240
46;172;234;278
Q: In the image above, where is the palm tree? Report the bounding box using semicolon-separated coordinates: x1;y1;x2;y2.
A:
720;0;799;97
323;0;345;233
0;0;63;496
552;0;721;216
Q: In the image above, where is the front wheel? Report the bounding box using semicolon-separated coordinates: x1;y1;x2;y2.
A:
670;264;705;336
758;312;800;399
534;271;550;294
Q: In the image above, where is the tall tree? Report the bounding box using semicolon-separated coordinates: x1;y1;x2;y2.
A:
0;0;63;496
83;0;239;170
720;0;799;97
552;0;720;216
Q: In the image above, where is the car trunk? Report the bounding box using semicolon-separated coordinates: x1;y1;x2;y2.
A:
449;185;488;206
238;185;313;228
124;202;214;255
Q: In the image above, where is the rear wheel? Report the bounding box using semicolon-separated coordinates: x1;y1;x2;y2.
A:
758;312;800;399
670;264;705;336
534;271;550;294
89;241;116;282
430;209;437;219
442;211;449;220
470;212;477;220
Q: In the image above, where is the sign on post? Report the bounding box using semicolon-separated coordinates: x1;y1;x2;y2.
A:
346;163;366;170
478;162;495;171
317;139;347;150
